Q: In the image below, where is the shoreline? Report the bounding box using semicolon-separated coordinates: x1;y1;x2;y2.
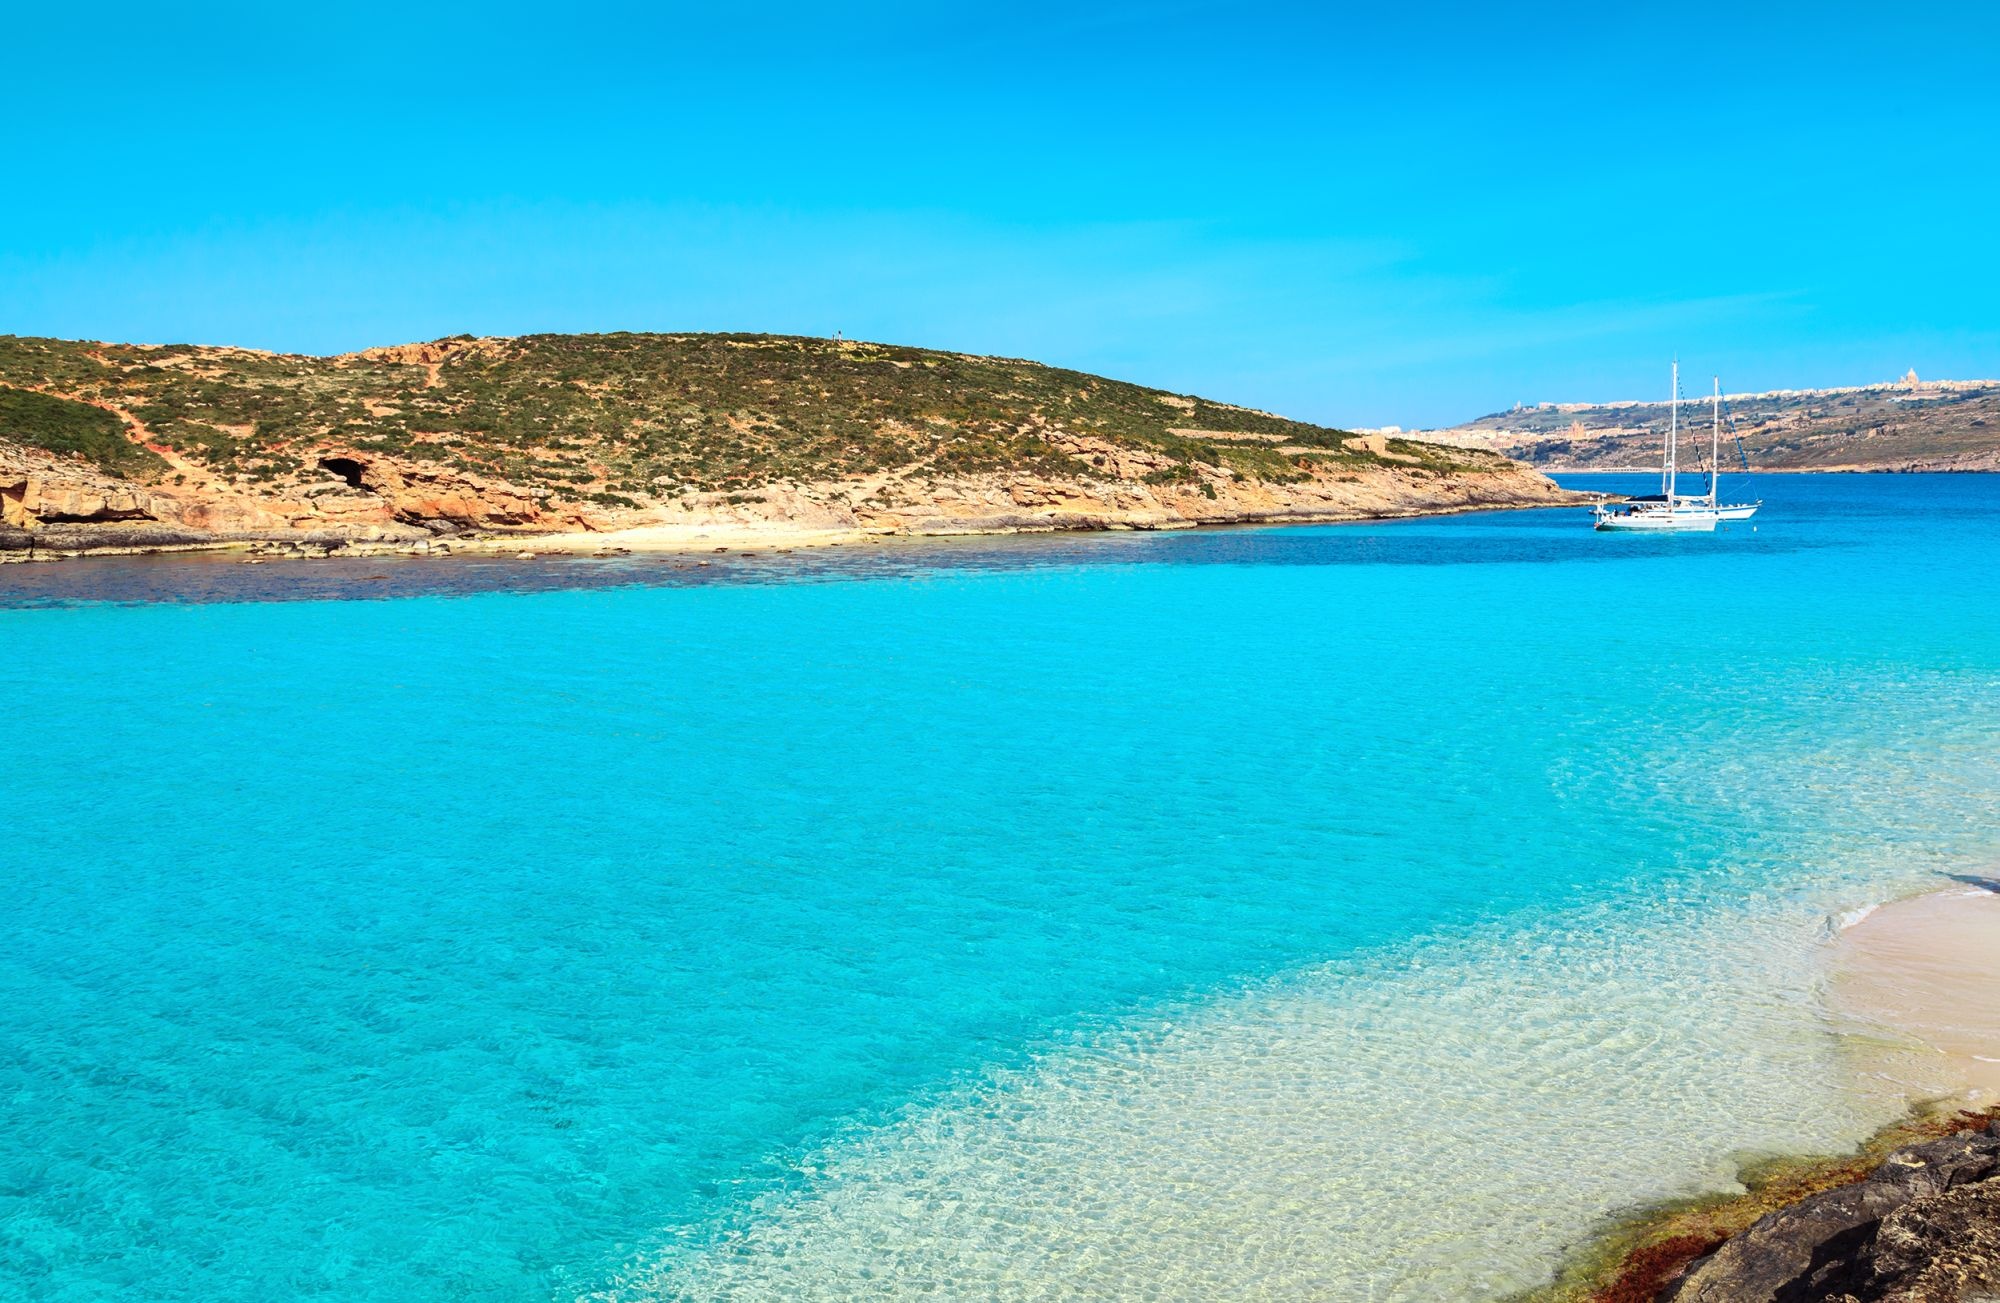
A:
1527;881;2000;1302
1830;880;2000;1104
1540;466;2000;476
0;491;1602;565
444;492;1602;555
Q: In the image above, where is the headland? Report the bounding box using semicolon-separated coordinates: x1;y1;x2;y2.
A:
0;332;1583;559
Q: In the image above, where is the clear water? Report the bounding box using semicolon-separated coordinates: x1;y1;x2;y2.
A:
3;475;1997;1300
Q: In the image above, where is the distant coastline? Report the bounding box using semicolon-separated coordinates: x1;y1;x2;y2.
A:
1412;374;2000;475
1542;465;1999;477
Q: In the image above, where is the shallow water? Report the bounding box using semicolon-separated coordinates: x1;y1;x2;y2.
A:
3;474;1997;1300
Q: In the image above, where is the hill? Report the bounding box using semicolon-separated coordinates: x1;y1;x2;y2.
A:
0;333;1574;553
1420;374;2000;473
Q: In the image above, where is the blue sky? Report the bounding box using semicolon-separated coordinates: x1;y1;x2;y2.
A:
4;2;1995;426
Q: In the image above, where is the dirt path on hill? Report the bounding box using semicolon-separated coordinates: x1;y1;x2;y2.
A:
19;385;220;488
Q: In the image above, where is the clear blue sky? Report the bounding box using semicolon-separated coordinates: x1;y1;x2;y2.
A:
4;2;1995;426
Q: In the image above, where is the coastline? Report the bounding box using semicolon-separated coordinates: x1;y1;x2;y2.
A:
3;333;1594;564
435;491;1599;556
1;482;1601;564
1528;881;2000;1302
1541;465;2000;476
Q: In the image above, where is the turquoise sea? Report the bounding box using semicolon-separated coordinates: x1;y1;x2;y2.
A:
4;474;1998;1300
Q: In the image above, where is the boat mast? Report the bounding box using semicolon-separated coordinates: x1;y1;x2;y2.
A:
1666;360;1678;502
1710;377;1721;508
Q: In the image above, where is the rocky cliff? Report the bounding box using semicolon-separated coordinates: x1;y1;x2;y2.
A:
0;333;1581;555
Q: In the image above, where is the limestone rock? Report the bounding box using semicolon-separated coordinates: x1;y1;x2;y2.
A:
1667;1124;2000;1303
2;389;1584;556
1851;1179;2000;1301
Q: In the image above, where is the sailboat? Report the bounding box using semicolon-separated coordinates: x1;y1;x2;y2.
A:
1704;377;1761;521
1592;363;1761;531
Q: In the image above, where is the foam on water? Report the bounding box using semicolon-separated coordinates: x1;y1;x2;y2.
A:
1833;902;1881;932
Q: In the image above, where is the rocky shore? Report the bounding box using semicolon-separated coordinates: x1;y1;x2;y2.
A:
1538;1108;2000;1303
2;429;1585;560
1662;1118;2000;1302
1533;884;2000;1303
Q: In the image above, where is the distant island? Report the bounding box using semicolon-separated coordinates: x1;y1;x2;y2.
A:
0;333;1577;556
1411;371;2000;473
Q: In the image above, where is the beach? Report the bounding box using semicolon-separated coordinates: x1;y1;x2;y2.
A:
1530;883;2000;1302
9;4;1993;1296
1832;881;2000;1103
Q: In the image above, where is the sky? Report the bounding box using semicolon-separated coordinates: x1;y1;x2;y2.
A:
4;2;1996;427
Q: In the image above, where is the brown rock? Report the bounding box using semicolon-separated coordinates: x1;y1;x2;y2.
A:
1853;1179;2000;1301
1666;1125;2000;1303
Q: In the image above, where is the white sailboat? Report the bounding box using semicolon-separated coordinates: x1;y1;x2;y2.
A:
1592;364;1761;531
1704;378;1762;521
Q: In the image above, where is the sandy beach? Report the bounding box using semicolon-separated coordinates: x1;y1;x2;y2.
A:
1830;878;2000;1102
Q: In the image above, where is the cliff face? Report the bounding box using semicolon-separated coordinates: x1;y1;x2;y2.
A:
0;423;1575;553
0;430;434;552
0;332;1581;554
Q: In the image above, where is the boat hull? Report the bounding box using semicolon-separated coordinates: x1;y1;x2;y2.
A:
1593;508;1720;532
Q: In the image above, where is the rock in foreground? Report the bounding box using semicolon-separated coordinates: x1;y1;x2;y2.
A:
1665;1121;2000;1302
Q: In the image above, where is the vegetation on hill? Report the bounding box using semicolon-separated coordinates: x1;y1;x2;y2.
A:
0;333;1504;504
0;386;169;478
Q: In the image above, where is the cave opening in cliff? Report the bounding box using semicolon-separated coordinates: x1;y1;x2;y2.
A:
319;457;369;490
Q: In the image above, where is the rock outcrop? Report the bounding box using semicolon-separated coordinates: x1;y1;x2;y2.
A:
0;409;1582;556
0;438;432;553
1663;1122;2000;1303
2;432;1578;557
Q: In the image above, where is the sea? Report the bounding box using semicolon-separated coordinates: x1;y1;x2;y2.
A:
3;473;1997;1301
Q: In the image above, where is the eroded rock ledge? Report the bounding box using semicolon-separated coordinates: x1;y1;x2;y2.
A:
2;433;1586;557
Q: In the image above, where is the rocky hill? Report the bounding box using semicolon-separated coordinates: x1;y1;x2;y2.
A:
1421;373;2000;473
0;333;1575;553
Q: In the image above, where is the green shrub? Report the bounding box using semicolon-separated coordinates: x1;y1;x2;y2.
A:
0;387;169;478
0;332;1490;495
